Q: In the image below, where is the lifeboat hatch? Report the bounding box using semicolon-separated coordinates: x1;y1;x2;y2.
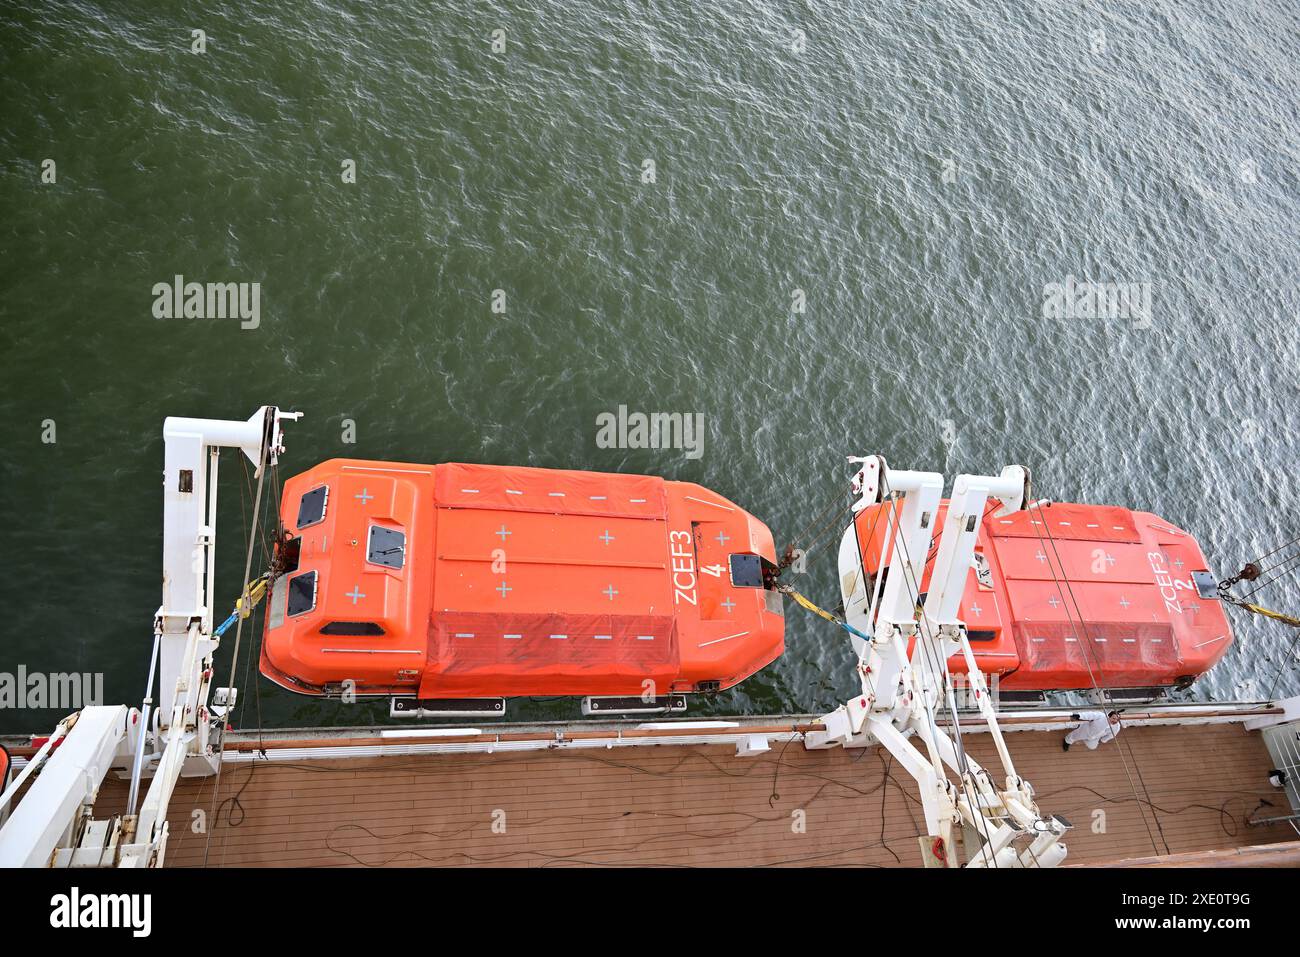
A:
729;552;781;590
729;553;765;587
273;535;301;576
390;697;506;718
581;694;687;716
366;525;405;569
1191;570;1218;599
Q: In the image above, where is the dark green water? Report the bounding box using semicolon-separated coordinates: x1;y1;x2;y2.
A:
2;0;1298;734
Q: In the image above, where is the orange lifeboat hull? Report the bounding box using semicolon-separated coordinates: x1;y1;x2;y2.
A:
849;501;1233;693
261;460;785;699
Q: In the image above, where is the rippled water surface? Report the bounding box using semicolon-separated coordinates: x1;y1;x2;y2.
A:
2;0;1298;733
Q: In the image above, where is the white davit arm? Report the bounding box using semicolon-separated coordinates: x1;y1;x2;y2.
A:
807;455;1069;867
0;707;135;867
0;407;298;868
128;406;299;865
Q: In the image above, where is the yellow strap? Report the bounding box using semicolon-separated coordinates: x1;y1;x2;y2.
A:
1242;601;1300;629
788;588;838;623
779;586;870;640
235;577;269;618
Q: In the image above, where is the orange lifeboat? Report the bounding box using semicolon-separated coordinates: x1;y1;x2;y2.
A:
260;460;785;709
848;500;1233;697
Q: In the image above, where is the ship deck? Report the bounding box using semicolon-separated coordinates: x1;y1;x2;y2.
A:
87;711;1297;867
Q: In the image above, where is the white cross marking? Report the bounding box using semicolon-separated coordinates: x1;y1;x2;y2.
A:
495;524;511;541
354;488;373;505
346;586;365;605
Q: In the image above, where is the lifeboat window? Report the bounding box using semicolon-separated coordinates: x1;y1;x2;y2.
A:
967;630;997;642
320;621;385;636
368;525;406;569
297;486;329;529
286;570;318;617
728;554;765;588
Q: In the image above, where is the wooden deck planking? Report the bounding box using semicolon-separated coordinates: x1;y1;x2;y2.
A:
93;721;1295;867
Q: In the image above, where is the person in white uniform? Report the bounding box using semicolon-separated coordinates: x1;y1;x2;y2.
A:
1062;710;1121;751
